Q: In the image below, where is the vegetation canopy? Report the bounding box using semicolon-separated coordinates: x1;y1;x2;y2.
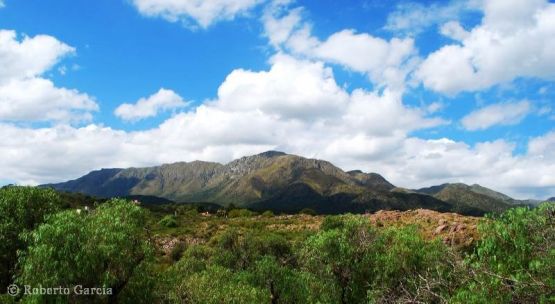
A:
0;186;553;303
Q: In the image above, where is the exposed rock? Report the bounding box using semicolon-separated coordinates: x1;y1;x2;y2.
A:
435;225;448;234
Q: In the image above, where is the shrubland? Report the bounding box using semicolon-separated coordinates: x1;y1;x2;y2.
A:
0;186;553;303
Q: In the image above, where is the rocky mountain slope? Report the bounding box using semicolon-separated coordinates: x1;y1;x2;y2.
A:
45;151;529;215
415;183;537;215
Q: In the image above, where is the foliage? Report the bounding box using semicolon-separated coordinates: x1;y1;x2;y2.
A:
320;214;347;231
300;215;374;303
0;186;63;290
3;186;554;303
368;226;458;303
262;210;274;217
210;229;292;270
158;215;178;228
301;215;457;303
171;265;267;303
16;199;154;303
227;208;256;218
169;242;186;262
299;208;316;215
452;203;555;303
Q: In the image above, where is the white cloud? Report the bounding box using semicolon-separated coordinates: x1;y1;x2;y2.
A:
114;88;188;122
0;30;98;124
0;54;553;199
426;102;444;114
417;0;555;94
440;21;470;41
461;100;531;131
0;55;443;184
262;5;303;48
130;0;264;28
263;6;417;89
216;54;349;120
0;30;74;83
0;78;98;123
384;0;479;35
0;1;4;8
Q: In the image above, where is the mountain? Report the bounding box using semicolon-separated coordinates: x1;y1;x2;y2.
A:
415;183;521;215
45;151;517;215
547;197;555;202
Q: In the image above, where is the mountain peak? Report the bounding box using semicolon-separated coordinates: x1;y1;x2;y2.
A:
255;151;287;158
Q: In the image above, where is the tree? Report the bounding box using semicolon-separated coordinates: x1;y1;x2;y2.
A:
0;186;63;290
300;216;376;303
210;229;292;271
16;199;154;303
158;215;178;228
245;256;332;304
173;265;267;304
368;226;456;303
452;203;555;303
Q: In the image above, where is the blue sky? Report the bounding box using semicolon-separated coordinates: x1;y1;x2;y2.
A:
0;0;553;199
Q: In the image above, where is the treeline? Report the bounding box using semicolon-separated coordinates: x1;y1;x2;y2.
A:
0;186;554;303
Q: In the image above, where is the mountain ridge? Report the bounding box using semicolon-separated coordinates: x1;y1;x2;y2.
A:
44;151;535;215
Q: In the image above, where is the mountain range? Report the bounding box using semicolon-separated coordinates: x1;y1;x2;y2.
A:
44;151;543;215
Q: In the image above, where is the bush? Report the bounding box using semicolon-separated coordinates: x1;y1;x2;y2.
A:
368;226;457;303
170;242;186;262
262;210;274;217
0;186;63;290
300;216;376;303
159;215;178;227
299;208;316;215
320;215;346;231
173;265;267;303
301;216;455;303
210;229;292;270
16;199;154;303
452;203;555;303
227;208;255;218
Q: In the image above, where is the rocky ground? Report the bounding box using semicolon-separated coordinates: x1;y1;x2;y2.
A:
153;209;483;258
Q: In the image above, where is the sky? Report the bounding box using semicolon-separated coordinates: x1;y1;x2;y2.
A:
0;0;554;199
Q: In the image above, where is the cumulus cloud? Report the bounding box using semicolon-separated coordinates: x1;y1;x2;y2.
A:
0;30;74;83
114;88;188;122
0;30;98;124
130;0;264;28
378;136;555;199
262;5;303;48
417;0;555;94
0;55;444;184
439;21;470;41
384;0;479;35
263;5;417;89
0;53;553;199
0;78;98;123
216;54;349;120
461;100;531;131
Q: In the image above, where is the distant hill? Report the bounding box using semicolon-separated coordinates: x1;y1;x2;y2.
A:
44;151;525;215
414;183;535;215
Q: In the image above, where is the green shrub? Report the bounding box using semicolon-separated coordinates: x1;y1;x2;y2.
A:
159;215;178;227
0;186;63;290
227;208;255;218
16;199;154;303
170;242;186;262
301;216;455;303
452;203;555;303
262;210;274;217
210;229;292;270
299;208;316;215
172;265;267;303
320;215;346;231
368;226;457;303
